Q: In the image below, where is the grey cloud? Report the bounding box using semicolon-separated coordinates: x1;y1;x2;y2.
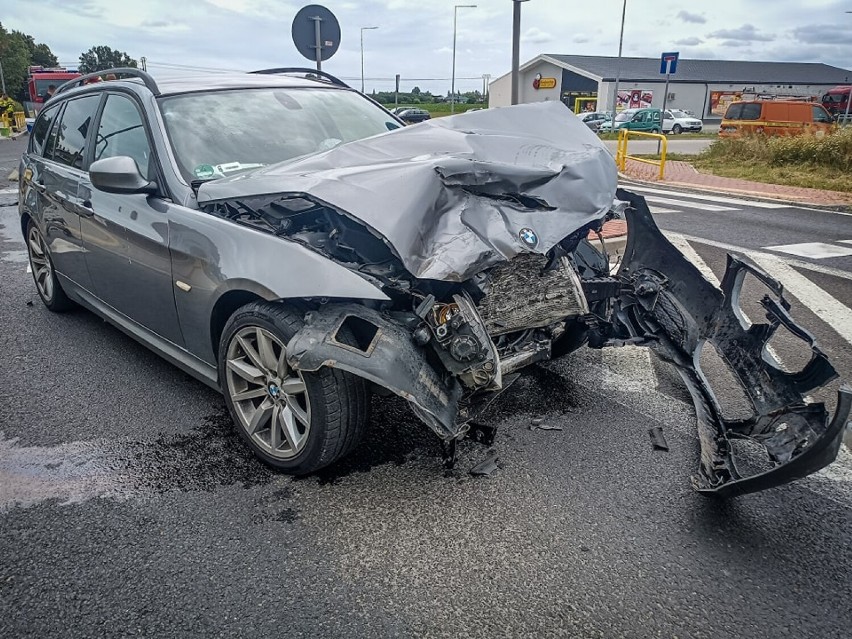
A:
707;24;774;42
721;40;750;48
793;24;849;45
522;27;554;45
674;37;703;46
29;0;102;18
141;20;171;28
573;35;590;44
676;10;706;24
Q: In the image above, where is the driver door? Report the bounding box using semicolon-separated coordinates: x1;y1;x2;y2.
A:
79;92;184;346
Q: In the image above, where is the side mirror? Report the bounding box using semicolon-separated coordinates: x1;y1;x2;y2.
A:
90;156;157;195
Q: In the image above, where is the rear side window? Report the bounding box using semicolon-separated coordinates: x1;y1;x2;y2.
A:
94;94;153;180
30;104;61;156
50;95;101;170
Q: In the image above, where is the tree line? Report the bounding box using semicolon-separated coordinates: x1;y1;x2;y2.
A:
0;22;135;103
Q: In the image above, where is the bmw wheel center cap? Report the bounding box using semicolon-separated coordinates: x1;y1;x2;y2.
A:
519;227;538;248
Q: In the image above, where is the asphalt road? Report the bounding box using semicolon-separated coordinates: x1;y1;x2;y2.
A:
1;137;852;638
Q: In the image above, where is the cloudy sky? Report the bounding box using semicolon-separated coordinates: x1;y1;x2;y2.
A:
8;0;852;94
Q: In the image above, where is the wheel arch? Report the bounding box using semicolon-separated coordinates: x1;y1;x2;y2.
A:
209;288;266;361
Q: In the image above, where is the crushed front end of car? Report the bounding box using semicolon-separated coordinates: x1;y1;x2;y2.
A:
198;101;849;496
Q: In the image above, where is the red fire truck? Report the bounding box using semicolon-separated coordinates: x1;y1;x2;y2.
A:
26;66;81;106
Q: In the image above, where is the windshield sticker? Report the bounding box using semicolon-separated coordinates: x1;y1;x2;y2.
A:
194;164;216;179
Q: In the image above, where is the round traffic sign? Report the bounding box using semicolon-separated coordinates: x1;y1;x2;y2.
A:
291;4;341;63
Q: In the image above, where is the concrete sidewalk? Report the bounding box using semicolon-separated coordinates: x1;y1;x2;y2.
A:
622;158;852;208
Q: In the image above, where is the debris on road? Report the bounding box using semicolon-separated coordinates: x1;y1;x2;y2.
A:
470;451;499;476
649;426;670;451
530;417;563;431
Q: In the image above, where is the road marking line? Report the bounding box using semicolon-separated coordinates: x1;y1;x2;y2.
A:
0;187;17;195
746;252;852;347
765;242;852;260
648;206;680;214
643;195;738;212
626;185;788;209
672;234;852;282
26;264;31;274
841;240;852;245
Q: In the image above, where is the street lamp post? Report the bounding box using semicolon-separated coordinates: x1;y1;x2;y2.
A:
451;4;476;114
611;0;627;118
360;26;379;94
511;0;529;105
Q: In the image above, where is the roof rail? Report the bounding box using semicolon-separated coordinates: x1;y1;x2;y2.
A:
54;67;160;97
249;67;350;89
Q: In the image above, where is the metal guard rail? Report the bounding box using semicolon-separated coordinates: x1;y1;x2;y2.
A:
615;128;668;180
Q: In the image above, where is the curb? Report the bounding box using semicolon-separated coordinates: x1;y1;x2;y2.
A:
617;171;852;213
1;130;28;142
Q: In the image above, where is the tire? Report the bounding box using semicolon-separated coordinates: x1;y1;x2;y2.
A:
218;301;369;474
26;220;74;312
672;124;682;134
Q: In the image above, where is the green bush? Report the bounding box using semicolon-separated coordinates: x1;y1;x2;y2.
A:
702;128;852;172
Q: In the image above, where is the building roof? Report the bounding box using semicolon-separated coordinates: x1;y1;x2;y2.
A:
540;54;852;85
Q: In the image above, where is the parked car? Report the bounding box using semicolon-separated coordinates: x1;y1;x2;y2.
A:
720;101;835;137
579;111;611;132
662;109;703;134
19;68;848;496
397;108;431;124
599;108;662;133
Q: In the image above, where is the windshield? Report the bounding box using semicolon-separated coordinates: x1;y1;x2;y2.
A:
670;110;690;118
615;111;633;122
159;87;401;182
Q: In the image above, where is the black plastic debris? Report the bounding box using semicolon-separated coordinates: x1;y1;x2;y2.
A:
470;451;499;476
649;426;669;451
25;300;33;307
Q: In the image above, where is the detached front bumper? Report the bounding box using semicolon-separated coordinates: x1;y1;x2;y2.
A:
608;189;850;497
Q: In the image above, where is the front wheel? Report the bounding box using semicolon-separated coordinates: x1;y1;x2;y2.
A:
672;124;682;134
219;301;369;474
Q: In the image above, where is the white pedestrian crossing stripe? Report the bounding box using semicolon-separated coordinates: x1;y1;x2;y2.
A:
765;242;852;259
627;185;788;209
642;195;739;212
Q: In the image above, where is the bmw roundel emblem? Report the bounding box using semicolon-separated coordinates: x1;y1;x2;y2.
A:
519;227;538;248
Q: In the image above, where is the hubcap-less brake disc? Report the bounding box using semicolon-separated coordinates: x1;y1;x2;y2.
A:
225;326;311;459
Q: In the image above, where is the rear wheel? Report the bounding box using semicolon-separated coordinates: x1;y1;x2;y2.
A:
26;221;74;312
219;301;369;474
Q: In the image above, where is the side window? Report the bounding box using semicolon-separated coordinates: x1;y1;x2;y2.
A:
51;95;101;170
30;104;61;156
94;94;153;180
652;111;661;122
725;103;744;120
812;106;832;123
740;103;762;120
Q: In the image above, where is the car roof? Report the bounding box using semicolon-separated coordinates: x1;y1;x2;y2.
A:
53;72;349;101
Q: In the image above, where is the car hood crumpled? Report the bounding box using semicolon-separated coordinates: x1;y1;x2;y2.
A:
197;101;617;282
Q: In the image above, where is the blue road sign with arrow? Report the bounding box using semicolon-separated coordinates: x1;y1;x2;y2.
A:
660;52;679;75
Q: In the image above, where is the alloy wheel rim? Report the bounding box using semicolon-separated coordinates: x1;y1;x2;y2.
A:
28;227;53;302
225;326;311;459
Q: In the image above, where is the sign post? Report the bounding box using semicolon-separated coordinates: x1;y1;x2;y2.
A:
658;51;678;154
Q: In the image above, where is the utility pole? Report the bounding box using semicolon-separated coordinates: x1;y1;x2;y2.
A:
451;4;476;114
0;61;6;95
511;0;529;105
611;0;627;117
140;57;147;72
360;26;378;94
